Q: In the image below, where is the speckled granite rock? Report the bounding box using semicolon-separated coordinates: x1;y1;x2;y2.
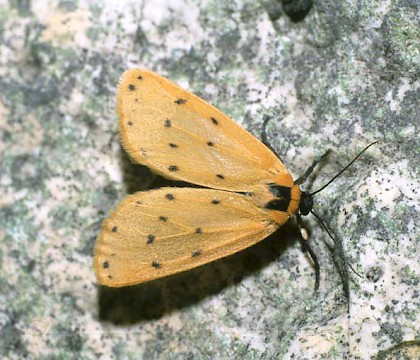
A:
0;0;418;359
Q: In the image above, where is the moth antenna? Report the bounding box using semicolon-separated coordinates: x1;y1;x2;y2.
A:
310;141;378;196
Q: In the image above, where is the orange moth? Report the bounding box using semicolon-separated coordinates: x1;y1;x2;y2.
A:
94;68;375;288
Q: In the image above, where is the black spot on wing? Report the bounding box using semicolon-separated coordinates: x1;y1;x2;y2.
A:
266;184;291;212
140;147;148;157
164;119;171;127
151;261;161;269
169;143;178;148
195;228;202;234
165;193;175;200
207;141;214;146
159;216;168;222
168;165;179;172
211;199;220;204
265;199;289;212
103;261;109;269
216;174;225;179
147;234;155;244
175;98;187;104
211;117;218;125
128;84;135;91
112;226;118;233
192;250;202;257
268;184;292;199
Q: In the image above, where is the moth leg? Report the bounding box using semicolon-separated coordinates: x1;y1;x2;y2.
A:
294;149;332;185
296;214;320;292
261;115;284;162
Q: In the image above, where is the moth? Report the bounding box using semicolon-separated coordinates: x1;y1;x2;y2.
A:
94;69;375;288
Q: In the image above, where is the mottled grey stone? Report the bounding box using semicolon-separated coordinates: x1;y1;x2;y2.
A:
0;0;418;359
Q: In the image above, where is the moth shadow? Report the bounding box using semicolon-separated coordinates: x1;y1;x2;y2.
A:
97;221;301;325
120;149;155;193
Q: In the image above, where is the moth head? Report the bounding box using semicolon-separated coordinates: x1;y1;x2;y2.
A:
298;191;313;216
